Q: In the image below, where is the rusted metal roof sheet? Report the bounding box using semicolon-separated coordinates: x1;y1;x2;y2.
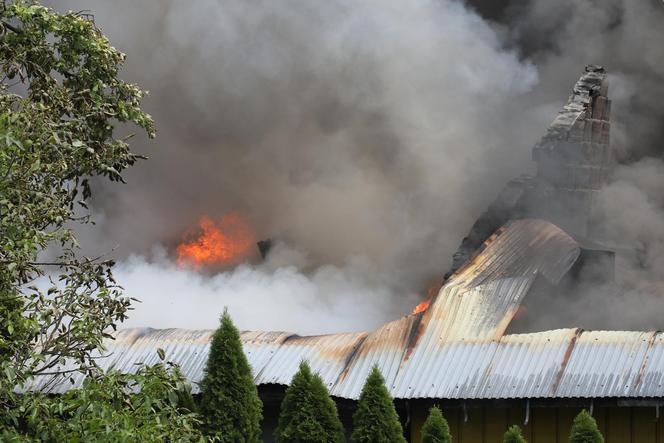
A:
23;328;664;399
474;329;579;399
393;340;499;399
389;219;580;399
22;219;664;400
451;219;580;289
117;328;214;392
633;332;664;398
256;332;367;391
241;331;293;382
22;328;216;394
554;331;657;398
330;315;418;399
23;363;89;394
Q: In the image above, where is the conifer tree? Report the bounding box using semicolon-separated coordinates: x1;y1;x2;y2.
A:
503;425;527;443
199;309;262;442
569;410;604;443
310;372;346;442
275;360;345;443
352;365;406;443
421;406;451;443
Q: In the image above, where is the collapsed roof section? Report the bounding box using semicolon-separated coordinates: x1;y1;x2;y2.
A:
531;65;612;237
447;66;612;278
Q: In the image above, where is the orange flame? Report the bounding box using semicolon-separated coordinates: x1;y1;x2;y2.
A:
177;213;255;268
411;278;444;315
412;300;430;315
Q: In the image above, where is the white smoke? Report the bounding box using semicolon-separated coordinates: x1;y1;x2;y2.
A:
118;244;415;334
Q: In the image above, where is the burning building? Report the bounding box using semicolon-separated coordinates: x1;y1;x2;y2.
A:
29;66;664;442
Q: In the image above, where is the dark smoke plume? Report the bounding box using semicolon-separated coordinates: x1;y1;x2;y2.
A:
479;0;664;331
45;0;664;333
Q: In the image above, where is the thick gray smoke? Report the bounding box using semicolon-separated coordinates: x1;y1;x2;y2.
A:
497;0;664;162
513;159;664;332
59;0;542;270
490;0;664;331
45;0;664;333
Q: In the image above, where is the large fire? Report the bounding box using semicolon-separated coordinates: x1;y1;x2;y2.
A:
177;213;255;268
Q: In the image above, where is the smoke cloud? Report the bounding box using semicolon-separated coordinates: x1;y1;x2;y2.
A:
497;0;664;162
119;243;415;334
513;159;664;332
44;0;664;333
491;0;664;331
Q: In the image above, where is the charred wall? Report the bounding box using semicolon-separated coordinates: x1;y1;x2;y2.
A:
446;65;613;278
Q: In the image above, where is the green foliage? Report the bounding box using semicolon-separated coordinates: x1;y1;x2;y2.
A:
421;406;451;443
4;360;204;442
0;0;154;396
569;410;604;443
503;425;527;443
199;309;262;442
0;1;203;440
275;360;345;443
351;365;406;443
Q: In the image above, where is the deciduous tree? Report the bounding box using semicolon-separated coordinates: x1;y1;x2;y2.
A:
0;0;153;391
5;357;204;442
0;1;201;439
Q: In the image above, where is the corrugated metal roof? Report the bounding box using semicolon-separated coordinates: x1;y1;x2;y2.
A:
23;219;664;400
633;332;664;397
34;327;664;399
475;329;579;399
256;332;366;390
331;315;418;399
555;331;656;398
242;331;294;383
388;219;580;399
